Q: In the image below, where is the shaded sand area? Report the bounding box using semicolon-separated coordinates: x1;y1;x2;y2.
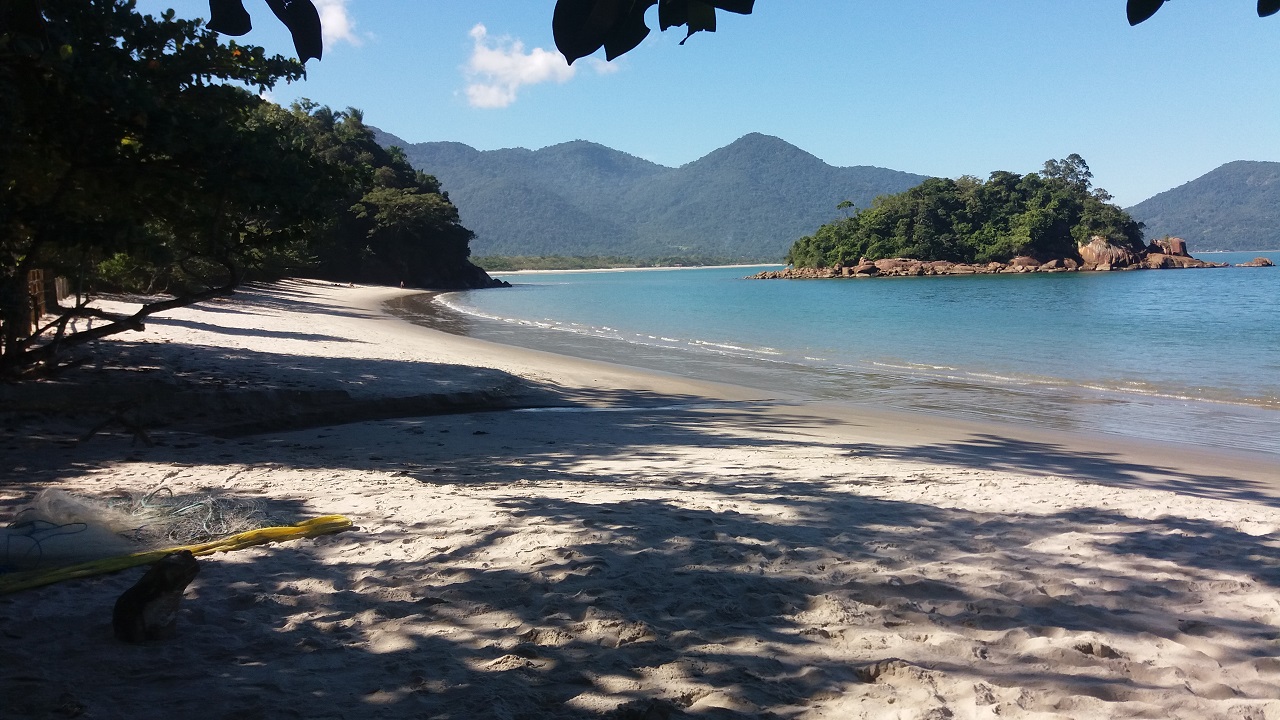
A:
3;279;1280;719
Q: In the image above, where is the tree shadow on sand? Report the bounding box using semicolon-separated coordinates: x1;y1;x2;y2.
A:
840;434;1280;507
4;391;1280;717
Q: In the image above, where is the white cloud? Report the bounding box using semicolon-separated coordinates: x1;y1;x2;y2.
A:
586;57;620;75
314;0;362;47
464;24;576;109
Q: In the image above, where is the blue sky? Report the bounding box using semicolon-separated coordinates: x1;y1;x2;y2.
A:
150;1;1279;206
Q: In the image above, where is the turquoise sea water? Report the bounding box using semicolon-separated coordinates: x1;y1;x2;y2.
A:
404;252;1280;456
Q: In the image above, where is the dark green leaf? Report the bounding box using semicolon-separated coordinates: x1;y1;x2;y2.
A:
708;0;755;14
657;0;689;31
264;0;322;62
553;0;629;64
555;0;753;61
1127;0;1166;26
686;1;717;34
0;0;47;38
603;1;656;61
207;0;251;36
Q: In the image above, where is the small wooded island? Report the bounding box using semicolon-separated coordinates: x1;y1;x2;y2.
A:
753;155;1273;279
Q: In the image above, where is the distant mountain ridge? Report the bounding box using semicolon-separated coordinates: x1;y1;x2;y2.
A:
1127;161;1280;252
375;129;1280;257
373;130;927;260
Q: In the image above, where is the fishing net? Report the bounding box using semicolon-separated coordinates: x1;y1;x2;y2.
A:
1;487;276;573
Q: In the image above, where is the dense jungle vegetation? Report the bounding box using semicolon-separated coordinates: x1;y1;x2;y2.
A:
785;156;1146;268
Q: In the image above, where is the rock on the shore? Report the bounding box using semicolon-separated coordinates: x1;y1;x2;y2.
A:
1078;236;1140;268
1141;253;1227;270
1235;257;1275;267
1148;237;1191;257
748;255;1087;280
750;239;1233;280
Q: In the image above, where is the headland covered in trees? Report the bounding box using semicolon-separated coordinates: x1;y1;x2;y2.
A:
759;154;1273;280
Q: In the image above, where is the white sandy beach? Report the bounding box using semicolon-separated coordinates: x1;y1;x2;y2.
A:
3;279;1280;719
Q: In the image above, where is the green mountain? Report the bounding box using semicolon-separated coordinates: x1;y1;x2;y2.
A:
373;131;926;260
1127;161;1280;251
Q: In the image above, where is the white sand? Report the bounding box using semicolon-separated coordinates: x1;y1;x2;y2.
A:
3;279;1280;719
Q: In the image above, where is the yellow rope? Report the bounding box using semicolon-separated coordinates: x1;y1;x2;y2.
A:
0;515;353;595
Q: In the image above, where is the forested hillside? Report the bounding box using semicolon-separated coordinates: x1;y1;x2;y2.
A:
374;131;926;261
1127;161;1280;251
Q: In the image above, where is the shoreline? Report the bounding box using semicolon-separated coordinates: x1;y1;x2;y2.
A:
401;288;1280;472
4;279;1280;718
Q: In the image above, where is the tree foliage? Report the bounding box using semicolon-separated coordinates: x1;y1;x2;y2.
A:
297;106;489;289
551;1;1276;64
1;0;307;374
1126;0;1279;26
552;0;755;63
13;1;1272;68
216;0;759;65
785;155;1146;269
1;0;491;377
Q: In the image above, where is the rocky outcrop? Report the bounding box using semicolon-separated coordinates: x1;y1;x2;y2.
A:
1140;253;1226;269
1078;236;1140;268
750;246;1230;280
1147;237;1190;257
751;257;1087;280
1236;257;1275;267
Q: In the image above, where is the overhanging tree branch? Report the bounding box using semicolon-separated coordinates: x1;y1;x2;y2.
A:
9;280;237;376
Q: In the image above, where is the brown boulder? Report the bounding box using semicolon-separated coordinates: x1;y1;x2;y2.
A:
1143;253;1173;269
1162;255;1226;269
873;258;926;276
1078;236;1139;267
1236;257;1275;267
1150;237;1190;257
